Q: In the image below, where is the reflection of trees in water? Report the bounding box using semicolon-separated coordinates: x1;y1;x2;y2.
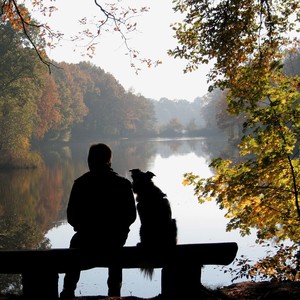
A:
108;139;157;176
144;138;236;164
0;169;49;248
54;139;158;177
109;138;236;171
193;138;239;162
0;168;53;293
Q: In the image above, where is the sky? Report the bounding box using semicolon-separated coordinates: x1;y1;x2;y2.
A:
33;0;212;102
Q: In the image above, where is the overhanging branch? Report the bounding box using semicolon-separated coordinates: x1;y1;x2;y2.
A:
11;0;57;73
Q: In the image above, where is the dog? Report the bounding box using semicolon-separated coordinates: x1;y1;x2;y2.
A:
129;169;177;279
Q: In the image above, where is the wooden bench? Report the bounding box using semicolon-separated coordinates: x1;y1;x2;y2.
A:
0;242;238;299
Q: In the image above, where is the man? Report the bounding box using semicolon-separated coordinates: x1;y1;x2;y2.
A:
60;143;136;298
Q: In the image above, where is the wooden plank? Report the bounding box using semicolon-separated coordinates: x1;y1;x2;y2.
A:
0;242;238;274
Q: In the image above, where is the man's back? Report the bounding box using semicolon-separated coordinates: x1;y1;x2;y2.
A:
67;167;136;246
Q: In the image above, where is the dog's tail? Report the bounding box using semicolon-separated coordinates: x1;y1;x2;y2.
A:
140;267;154;280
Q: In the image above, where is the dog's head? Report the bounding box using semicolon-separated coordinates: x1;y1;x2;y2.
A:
129;169;156;195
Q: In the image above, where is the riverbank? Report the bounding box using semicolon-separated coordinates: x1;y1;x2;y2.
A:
1;281;300;299
219;281;300;299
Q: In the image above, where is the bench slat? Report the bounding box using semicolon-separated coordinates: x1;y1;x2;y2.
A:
0;243;237;273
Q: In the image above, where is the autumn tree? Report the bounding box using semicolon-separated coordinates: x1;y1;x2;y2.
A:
123;92;157;137
33;73;62;140
0;0;49;62
69;62;156;138
170;0;300;280
0;21;46;167
49;62;89;141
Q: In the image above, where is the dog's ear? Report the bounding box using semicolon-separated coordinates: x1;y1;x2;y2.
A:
129;169;141;174
129;169;142;180
146;171;155;179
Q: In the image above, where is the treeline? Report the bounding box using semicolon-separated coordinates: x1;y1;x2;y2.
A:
50;62;157;140
0;20;158;167
152;88;243;139
0;20;240;168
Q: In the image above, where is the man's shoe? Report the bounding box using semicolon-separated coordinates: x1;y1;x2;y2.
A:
108;281;121;297
108;286;121;297
60;289;75;299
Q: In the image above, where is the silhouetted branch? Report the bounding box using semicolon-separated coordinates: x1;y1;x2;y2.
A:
11;0;57;72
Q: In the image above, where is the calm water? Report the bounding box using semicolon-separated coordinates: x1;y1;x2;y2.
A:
0;138;271;297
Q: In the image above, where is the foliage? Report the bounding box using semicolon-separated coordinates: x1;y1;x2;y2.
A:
33;73;62;140
169;0;300;90
0;0;54;69
183;68;300;280
0;15;159;165
227;243;300;282
177;0;300;281
63;62;157;139
159;117;184;136
49;62;89;140
184;70;300;243
0;21;46;168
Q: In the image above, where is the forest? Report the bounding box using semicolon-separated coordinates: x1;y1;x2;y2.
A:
0;19;237;168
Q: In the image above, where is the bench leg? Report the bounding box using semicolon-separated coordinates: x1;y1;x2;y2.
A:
161;265;202;299
22;271;58;299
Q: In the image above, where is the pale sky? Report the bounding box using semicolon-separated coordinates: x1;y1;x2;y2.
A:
35;0;212;102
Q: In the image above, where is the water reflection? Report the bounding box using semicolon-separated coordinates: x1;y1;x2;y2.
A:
0;137;240;296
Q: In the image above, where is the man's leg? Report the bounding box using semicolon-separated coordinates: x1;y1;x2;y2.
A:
60;233;81;299
107;266;122;297
60;270;80;299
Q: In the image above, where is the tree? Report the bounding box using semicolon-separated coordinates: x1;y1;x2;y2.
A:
0;0;156;72
0;21;45;167
171;0;300;280
169;0;299;89
121;92;157;137
70;62;157;138
185;119;198;135
160;117;184;137
48;62;89;141
33;73;62;140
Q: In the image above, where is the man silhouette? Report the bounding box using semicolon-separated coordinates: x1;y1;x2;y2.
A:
60;143;136;298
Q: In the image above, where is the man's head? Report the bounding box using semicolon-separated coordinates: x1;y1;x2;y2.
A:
88;143;112;171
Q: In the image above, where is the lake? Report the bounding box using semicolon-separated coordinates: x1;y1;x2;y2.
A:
0;137;271;298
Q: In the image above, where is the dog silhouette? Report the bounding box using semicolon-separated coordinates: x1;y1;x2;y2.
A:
130;169;177;279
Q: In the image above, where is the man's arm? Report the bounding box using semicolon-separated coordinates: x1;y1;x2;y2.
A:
67;181;81;231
